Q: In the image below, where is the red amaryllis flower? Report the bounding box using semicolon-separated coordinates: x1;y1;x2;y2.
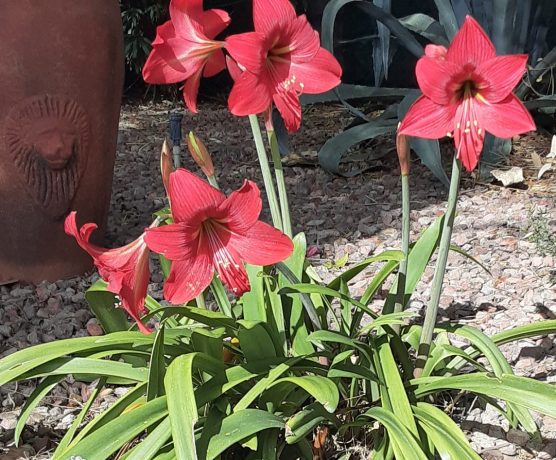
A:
144;169;293;304
398;15;535;171
64;212;152;334
225;0;342;132
142;0;230;112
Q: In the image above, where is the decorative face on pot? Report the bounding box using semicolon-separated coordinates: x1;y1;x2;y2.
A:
4;94;90;219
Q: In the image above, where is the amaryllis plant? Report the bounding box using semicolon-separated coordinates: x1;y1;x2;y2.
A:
398;16;536;375
3;6;556;460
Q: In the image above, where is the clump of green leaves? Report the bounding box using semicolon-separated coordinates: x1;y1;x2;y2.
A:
2;220;556;459
528;206;556;257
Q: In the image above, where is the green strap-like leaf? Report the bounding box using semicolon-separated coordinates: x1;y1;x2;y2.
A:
15;375;61;445
286;402;340;444
376;339;419;436
62;397;168;460
165;353;225;460
147;325;167;401
383;215;444;314
269;376;340;413
308;330;374;364
54;377;107;457
124;416;172;460
20;357;148;382
86;279;130;332
285;233;315;355
359;407;429;460
413;402;481;460
0;332;156;385
493;320;556;346
414;373;556;419
206;409;285;460
327;250;404;291
234;357;306;412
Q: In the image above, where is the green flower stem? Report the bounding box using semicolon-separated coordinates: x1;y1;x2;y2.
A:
414;156;462;378
392;173;410;334
248;115;283;231
267;128;293;237
196;291;206;309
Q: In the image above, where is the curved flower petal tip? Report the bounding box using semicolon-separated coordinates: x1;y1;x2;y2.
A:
64;212;152;334
226;1;341;131
400;15;535;171
145;169;293;305
142;0;229;112
447;15;496;66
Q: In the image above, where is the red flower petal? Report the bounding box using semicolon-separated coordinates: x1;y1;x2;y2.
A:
285;15;321;63
477;55;528;103
169;0;204;37
398;96;456;139
253;0;296;37
164;250;214;304
289;48;342;94
169;169;226;223
477;94;536;138
201;8;231;38
273;88;302;133
226;55;243;81
416;56;460;105
225;32;267;73
453;97;485;171
142;24;189;84
447;16;496;67
217;180;262;233
203;49;226;77
183;69;203;113
170;0;229;39
227;221;294;266
145;223;198;261
228;71;273;117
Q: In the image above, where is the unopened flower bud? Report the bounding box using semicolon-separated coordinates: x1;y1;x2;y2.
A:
160;139;174;193
187;132;214;178
396;133;410;176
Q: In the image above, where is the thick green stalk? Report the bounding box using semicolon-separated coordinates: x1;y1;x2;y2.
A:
267;129;292;237
196;291;206;309
392;173;410;334
248;115;283;231
414;157;462;377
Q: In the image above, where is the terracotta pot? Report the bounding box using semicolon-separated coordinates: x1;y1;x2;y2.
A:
0;1;124;283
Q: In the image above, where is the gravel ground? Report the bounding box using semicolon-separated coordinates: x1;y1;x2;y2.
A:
1;101;555;459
